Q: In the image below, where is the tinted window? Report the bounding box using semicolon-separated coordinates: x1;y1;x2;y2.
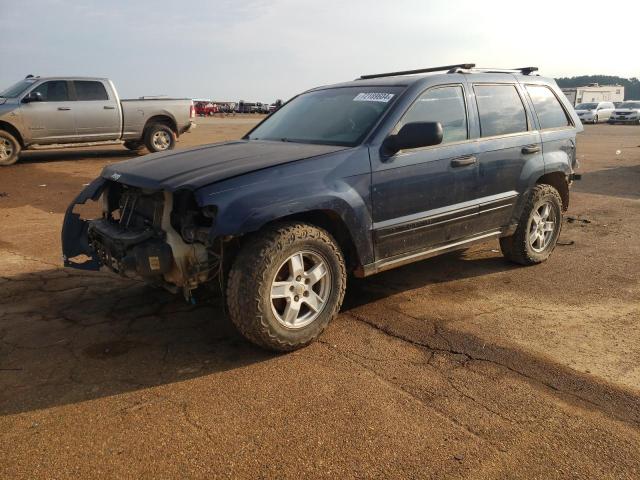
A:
247;87;402;147
474;85;528;137
74;81;109;101
398;85;468;144
31;81;69;102
526;85;570;129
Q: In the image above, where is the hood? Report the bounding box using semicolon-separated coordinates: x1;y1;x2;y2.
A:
102;140;349;191
613;109;640;113
575;109;594;114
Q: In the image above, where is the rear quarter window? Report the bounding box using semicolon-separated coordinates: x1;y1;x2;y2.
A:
474;84;528;137
526;85;571;130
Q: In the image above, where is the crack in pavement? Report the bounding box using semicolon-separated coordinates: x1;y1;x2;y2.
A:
343;311;640;428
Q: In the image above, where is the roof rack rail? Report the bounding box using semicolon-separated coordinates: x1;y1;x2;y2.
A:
359;63;476;80
450;66;539;75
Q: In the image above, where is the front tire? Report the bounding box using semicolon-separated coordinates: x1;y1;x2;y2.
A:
500;184;563;265
227;222;347;351
144;123;176;153
0;130;21;166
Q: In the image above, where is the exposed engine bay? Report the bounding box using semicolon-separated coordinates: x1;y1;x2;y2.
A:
67;180;222;299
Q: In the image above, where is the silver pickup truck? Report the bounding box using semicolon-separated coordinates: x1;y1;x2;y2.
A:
0;76;196;166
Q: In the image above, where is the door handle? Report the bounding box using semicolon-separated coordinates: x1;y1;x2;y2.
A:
57;107;71;111
522;144;541;154
103;105;116;110
450;156;477;168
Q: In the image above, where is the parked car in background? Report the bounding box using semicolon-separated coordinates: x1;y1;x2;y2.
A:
62;63;582;351
195;101;217;116
0;76;196;166
608;101;640;124
574;101;615;124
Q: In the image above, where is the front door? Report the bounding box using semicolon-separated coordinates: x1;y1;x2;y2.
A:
20;80;76;144
371;84;481;260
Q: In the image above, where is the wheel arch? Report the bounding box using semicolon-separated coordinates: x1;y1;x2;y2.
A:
221;208;365;276
536;171;569;211
143;114;178;135
0;121;25;147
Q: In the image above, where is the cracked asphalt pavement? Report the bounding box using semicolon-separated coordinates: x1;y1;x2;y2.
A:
1;118;639;478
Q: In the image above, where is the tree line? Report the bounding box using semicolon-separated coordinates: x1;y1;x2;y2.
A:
555;76;640;100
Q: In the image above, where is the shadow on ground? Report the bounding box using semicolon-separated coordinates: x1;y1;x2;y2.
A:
18;148;136;165
574;164;640;200
0;250;517;416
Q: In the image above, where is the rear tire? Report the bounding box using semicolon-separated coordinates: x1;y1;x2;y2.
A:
500;184;563;265
227;222;347;351
143;123;176;153
0;130;21;166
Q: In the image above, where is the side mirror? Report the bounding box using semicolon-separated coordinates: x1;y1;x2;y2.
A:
383;121;443;156
22;91;43;103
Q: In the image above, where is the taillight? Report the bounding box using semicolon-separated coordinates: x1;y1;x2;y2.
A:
190;104;195;118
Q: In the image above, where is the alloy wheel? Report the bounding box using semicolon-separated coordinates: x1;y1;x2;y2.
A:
270;251;332;329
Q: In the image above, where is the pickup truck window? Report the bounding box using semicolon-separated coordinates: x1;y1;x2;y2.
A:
247;87;403;147
397;85;468;144
474;84;528;137
74;81;109;101
526;85;570;130
31;81;70;102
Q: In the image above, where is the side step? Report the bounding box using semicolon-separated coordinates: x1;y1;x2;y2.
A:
28;140;125;150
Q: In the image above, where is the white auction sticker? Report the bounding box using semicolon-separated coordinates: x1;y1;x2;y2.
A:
353;92;395;103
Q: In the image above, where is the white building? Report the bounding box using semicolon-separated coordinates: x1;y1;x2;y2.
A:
561;84;625;105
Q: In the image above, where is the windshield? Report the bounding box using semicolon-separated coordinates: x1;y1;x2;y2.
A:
575;103;598;110
247;86;404;147
618;102;640;109
0;79;38;98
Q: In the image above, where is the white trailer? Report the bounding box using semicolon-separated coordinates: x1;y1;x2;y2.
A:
562;84;625;106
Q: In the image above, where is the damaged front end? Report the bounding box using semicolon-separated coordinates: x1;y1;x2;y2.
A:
62;179;222;299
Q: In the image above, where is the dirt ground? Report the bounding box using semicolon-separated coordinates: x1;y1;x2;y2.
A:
1;117;639;479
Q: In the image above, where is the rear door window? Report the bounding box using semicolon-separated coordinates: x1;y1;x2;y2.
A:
526;85;571;129
397;85;468;144
74;81;109;101
474;84;528;137
31;81;69;102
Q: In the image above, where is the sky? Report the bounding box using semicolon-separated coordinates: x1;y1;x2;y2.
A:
1;0;639;102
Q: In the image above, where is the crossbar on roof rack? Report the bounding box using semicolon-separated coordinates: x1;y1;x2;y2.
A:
359;63;476;80
452;66;539;75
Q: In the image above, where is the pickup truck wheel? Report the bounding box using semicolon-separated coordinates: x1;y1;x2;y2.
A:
0;131;21;166
144;124;175;153
227;222;346;351
500;184;563;265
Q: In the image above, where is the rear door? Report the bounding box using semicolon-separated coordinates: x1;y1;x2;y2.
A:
19;80;76;143
523;84;575;176
472;82;543;231
71;80;121;141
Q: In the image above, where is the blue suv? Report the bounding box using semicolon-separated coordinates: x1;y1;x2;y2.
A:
62;63;583;351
